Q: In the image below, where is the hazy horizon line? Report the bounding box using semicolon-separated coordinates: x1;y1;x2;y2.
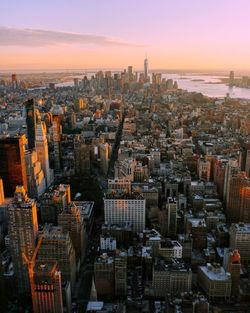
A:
1;67;250;76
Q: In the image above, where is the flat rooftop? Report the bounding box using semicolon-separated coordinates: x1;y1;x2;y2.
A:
73;201;94;218
199;263;231;281
233;223;250;233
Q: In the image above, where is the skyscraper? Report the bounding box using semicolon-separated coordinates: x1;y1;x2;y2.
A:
224;249;241;298
166;198;177;236
58;202;86;264
144;57;148;82
8;186;38;293
25;99;36;150
115;250;127;297
24;149;46;198
35;116;52;186
229;71;235;87
52;113;62;171
240;187;250;222
0;178;4;205
0;134;27;196
128;66;133;82
38;225;76;290
11;73;18;89
226;172;249;222
30;261;64;313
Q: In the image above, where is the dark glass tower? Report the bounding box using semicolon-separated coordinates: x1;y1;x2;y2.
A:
0;135;27;196
25;99;36;150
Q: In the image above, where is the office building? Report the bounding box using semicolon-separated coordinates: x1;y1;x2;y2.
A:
100;235;117;251
74;135;90;175
25;99;36;150
35;117;53;186
74;201;95;234
30;261;63;313
101;222;133;247
108;178;131;193
51;109;62;171
245;149;250;177
128;66;133;82
0;178;4;205
115;250;127;297
104;192;146;232
25;149;46;198
38;225;76;290
158;240;182;260
144;57;148;82
178;234;193;261
99;143;110;175
58;202;86;264
198;159;211;181
0;134;27;196
11;73;18;89
152;259;192;297
74;98;86;112
40;184;71;224
229;71;235;87
223;249;241;298
198;263;231;301
94;253;114;300
240;143;250;177
240;187;250;222
8;186;38;293
230;223;250;264
226;172;249;222
166;198;177;236
186;218;207;249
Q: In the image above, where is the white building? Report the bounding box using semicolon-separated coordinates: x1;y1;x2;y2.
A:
230;223;250;264
100;235;117;251
104;192;145;232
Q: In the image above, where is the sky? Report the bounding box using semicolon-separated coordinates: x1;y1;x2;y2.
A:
0;0;250;71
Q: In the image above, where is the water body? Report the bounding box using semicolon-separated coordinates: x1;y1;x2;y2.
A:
163;74;250;99
56;73;250;100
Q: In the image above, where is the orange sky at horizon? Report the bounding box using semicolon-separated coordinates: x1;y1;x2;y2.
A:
1;45;249;71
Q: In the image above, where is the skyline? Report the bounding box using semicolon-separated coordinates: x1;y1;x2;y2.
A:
1;0;250;71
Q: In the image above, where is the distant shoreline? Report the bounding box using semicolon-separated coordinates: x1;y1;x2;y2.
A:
1;69;250;76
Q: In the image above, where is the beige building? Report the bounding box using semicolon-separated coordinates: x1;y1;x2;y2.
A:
25;149;46;198
108;178;131;193
99;143;110;175
152;259;192;297
198;263;231;301
35;118;53;186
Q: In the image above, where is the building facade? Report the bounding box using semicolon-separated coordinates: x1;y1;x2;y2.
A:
31;261;63;313
104;192;146;232
8;186;38;293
